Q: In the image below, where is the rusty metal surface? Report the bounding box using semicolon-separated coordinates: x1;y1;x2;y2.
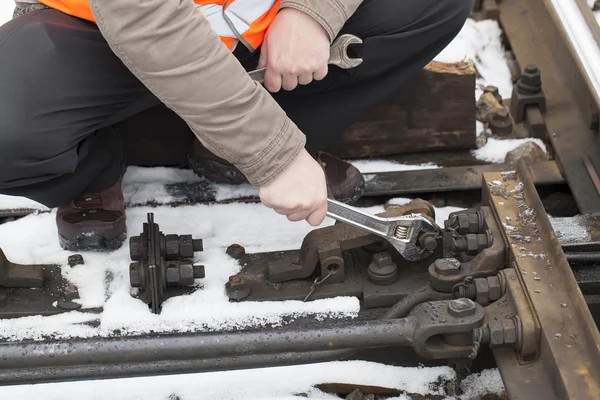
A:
482;162;600;399
500;0;600;213
363;161;564;197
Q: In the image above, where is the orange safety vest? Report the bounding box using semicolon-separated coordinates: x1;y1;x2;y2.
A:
38;0;280;50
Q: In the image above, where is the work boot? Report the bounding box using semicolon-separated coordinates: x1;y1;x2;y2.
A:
189;141;365;204
56;180;127;252
188;140;247;185
316;151;365;205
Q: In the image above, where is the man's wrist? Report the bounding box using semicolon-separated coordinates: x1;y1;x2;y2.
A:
278;1;343;42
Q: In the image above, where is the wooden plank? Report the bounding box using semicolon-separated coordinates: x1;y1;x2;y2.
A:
325;61;477;158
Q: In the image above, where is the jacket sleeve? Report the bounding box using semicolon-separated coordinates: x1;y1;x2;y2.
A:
88;0;306;187
279;0;364;42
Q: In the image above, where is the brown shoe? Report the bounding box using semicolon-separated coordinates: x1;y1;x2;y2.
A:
189;141;365;204
316;151;365;205
56;180;127;251
188;141;247;185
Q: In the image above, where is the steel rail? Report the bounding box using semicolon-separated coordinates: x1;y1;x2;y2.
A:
484;161;600;400
549;0;600;111
0;318;414;385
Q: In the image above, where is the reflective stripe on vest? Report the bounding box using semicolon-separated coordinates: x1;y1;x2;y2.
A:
38;0;279;50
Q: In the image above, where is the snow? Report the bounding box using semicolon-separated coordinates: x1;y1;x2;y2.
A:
0;361;458;400
436;19;514;100
350;160;439;174
0;3;13;24
472;138;547;163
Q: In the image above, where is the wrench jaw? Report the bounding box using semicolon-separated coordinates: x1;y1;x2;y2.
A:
329;34;364;69
388;216;441;262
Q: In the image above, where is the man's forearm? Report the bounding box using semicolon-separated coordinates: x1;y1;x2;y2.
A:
88;0;306;187
279;0;364;41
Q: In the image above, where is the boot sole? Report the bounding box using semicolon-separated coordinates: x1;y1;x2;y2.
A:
59;229;127;252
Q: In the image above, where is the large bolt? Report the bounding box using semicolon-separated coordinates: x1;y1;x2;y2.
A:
517;65;542;94
434;258;461;276
488;109;513;136
193;264;206;279
447;298;476;318
226;275;252;301
227;244;246;260
367;252;397;285
418;232;438;251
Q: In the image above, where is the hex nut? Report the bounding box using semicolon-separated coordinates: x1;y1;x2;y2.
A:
488;276;503;300
166;265;181;284
489;320;505;348
458;214;470;235
434;258;461;276
368;252;397;285
179;263;195;286
68;254;85;267
466;234;479;253
502;319;517;346
475;278;490;305
130;262;142;288
447;298;476;318
227;244;246;260
226;275;251;301
165;234;180;260
469;213;481;234
179;235;195;258
129;236;142;261
372;252;393;266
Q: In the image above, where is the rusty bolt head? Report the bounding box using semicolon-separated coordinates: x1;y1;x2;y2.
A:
192;239;204;252
452;237;467;253
448;298;476;318
227;244;246;260
368;252;397;286
68;254;84;267
130;262;142;288
372;252;393;267
434;258;461;276
226;275;251;301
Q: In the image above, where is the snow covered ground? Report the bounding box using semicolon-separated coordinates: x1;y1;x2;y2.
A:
0;4;515;399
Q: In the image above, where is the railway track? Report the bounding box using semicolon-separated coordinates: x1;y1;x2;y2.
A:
2;1;600;399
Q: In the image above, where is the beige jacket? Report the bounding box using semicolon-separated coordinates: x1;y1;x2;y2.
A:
86;0;363;186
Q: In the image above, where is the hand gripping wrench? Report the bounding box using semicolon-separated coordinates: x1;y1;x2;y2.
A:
326;199;442;262
248;34;363;83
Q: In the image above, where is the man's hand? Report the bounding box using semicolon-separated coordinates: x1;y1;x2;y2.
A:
259;149;328;226
258;8;330;93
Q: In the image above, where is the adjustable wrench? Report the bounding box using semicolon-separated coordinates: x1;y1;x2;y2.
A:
326;199;441;262
248;34;363;83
